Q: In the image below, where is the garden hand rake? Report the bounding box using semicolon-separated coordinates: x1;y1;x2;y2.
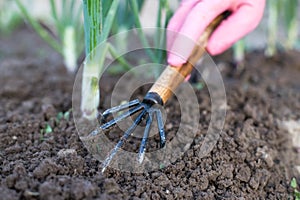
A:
90;13;229;172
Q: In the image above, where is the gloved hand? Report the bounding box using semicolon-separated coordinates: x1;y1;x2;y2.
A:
167;0;266;66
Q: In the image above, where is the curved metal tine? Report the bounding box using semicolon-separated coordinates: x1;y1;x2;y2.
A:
100;103;144;130
98;99;140;123
101;109;147;173
138;112;153;164
155;109;166;148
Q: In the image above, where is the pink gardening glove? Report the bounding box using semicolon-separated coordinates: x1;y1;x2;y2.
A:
167;0;266;66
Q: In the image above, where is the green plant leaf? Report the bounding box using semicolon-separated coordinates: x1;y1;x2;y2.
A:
193;82;204;90
159;163;165;169
101;0;113;18
291;178;298;189
83;0;103;55
56;112;64;122
296;190;300;200
100;0;120;43
45;123;53;134
64;111;70;121
265;0;279;56
130;0;157;63
108;43;133;71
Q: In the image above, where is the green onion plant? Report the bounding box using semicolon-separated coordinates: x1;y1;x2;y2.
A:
81;0;174;119
81;0;120;119
16;0;84;72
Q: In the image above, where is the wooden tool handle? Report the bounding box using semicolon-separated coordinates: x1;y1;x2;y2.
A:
148;13;227;105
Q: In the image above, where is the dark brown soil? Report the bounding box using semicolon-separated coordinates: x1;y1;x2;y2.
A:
1;27;299;200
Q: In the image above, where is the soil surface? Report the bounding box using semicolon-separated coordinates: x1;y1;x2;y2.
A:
1;27;300;200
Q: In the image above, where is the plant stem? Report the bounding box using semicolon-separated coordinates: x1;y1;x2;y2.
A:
49;0;62;38
108;44;132;71
152;1;173;77
63;26;77;71
81;0;120;119
284;0;298;49
154;1;162;49
83;0;102;57
265;1;278;56
233;39;245;67
100;0;120;42
81;0;103;119
130;0;157;63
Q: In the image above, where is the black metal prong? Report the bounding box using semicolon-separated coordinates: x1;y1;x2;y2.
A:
98;99;140;123
99;103;144;130
101;109;147;173
155;109;166;148
138;112;153;164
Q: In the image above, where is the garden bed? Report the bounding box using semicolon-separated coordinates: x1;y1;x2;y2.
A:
0;27;299;199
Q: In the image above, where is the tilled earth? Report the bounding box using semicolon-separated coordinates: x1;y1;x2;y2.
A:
0;27;300;200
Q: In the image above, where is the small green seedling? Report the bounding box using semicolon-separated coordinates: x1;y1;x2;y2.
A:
56;110;71;123
63;111;70;121
40;123;53;141
291;178;300;200
159;163;165;169
193;82;204;90
56;112;64;122
44;123;53;134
